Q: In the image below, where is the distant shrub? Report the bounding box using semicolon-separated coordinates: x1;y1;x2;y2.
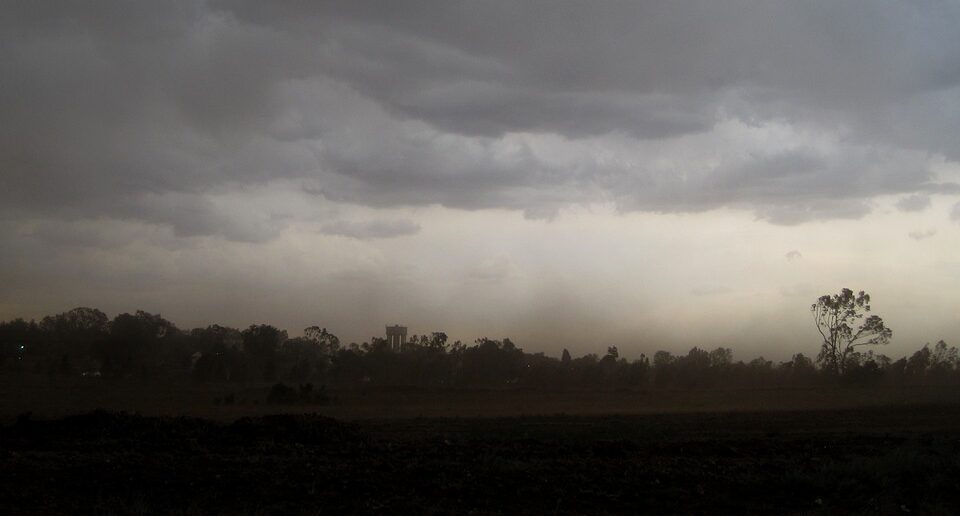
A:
267;382;329;405
267;383;298;404
213;392;236;406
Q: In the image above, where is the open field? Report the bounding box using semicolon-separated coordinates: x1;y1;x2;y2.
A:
4;376;960;513
4;375;960;421
3;405;960;514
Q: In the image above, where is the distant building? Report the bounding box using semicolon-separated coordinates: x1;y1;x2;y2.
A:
385;325;407;352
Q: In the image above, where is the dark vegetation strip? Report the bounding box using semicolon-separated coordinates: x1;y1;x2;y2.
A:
3;305;960;394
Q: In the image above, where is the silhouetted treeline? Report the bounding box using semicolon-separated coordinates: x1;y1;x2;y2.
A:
2;307;960;389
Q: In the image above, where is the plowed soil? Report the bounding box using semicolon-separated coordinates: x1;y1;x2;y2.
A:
3;405;960;514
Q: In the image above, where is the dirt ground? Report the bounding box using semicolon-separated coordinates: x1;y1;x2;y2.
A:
3;404;960;514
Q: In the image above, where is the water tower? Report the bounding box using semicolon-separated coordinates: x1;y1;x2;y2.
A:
385;325;407;352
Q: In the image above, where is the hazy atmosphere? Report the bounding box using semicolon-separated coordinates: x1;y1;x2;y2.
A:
4;1;960;358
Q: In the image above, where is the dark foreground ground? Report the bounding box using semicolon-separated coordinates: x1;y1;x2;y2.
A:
3;405;960;515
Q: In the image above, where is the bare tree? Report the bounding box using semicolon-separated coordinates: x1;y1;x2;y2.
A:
811;288;892;375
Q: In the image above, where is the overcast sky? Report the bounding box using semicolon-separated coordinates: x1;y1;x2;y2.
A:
3;1;960;359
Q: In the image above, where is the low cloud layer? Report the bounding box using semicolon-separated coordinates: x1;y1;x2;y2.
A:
320;219;421;240
908;229;936;241
897;194;932;213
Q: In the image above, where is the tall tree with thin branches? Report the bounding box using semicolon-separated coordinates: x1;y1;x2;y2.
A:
811;288;892;375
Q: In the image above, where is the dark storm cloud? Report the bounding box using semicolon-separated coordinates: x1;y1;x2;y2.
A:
225;1;960;142
2;1;959;238
0;2;321;239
